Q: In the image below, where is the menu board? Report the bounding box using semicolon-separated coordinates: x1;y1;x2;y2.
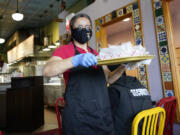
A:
7;35;34;63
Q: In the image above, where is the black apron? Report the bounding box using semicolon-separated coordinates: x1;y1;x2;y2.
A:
108;75;152;135
62;43;114;135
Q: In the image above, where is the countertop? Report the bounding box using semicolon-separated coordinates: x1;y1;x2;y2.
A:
0;83;11;92
44;83;61;86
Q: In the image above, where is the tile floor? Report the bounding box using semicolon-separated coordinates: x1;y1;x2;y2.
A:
2;106;58;135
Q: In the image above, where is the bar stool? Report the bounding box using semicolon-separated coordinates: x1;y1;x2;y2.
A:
55;97;65;135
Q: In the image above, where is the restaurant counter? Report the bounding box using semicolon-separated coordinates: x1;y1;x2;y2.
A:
0;83;11;128
44;82;64;107
0;83;11;91
0;76;44;132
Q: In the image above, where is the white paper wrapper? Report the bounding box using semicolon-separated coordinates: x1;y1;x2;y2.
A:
122;59;152;70
97;42;150;60
97;42;152;68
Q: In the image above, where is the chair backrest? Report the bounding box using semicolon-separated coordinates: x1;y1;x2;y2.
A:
132;107;166;135
55;97;65;135
156;96;176;135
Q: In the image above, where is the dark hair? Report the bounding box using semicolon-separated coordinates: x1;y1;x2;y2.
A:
70;13;92;31
108;65;121;72
108;64;126;77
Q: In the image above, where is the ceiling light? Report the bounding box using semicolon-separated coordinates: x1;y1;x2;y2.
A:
12;12;24;21
0;38;5;44
12;0;24;21
123;18;130;22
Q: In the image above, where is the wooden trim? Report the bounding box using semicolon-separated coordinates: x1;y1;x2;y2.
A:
102;13;132;27
162;0;180;123
100;26;108;48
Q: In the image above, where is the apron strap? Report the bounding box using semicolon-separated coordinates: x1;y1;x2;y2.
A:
72;42;80;55
72;41;95;55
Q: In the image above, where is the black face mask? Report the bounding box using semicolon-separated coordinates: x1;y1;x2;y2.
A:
71;28;92;44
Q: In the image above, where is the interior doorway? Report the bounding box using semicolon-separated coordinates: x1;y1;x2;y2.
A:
153;0;180;122
95;2;150;89
106;17;134;45
168;0;180;122
169;0;180;75
103;16;139;78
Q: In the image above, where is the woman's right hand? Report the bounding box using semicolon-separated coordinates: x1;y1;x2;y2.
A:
72;53;97;67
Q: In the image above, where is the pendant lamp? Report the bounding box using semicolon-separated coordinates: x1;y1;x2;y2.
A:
12;0;24;21
0;38;5;44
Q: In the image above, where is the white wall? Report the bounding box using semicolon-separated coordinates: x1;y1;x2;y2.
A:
58;10;69;35
58;0;135;49
58;0;163;101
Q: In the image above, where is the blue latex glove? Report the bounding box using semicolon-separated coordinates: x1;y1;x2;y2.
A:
72;53;97;67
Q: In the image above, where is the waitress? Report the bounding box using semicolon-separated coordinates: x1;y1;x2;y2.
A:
43;13;125;135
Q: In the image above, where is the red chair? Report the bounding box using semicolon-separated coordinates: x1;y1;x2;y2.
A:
0;131;2;135
55;97;65;135
156;96;176;135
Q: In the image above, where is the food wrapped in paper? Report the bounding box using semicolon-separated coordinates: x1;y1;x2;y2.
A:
97;42;154;67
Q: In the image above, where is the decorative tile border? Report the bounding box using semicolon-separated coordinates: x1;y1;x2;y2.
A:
165;90;174;97
152;0;174;97
95;1;149;89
